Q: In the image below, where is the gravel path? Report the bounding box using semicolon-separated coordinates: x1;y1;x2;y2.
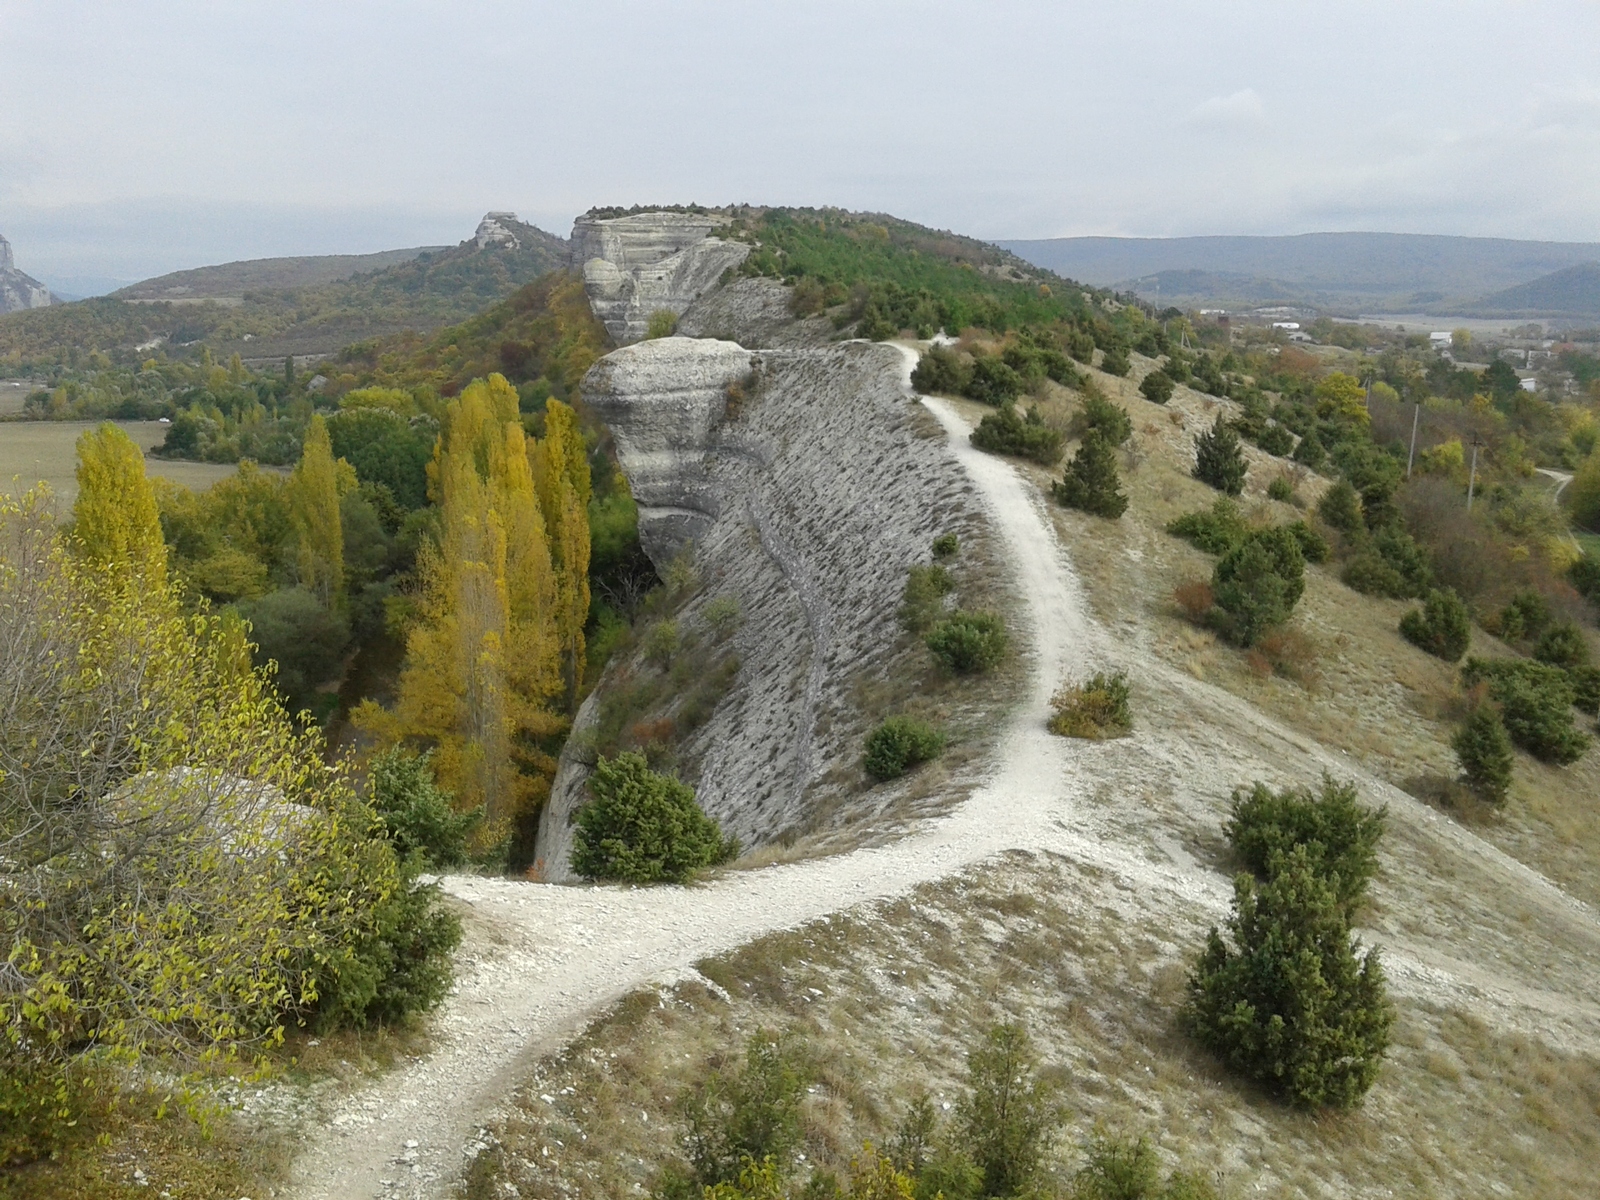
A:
286;346;1600;1199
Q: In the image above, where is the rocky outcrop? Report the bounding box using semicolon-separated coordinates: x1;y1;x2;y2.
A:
535;335;988;880
473;212;524;250
0;234;52;313
570;212;751;344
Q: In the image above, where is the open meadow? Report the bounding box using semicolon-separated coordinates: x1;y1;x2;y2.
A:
0;419;253;505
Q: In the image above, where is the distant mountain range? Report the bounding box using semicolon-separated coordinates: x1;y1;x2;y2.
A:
998;232;1600;320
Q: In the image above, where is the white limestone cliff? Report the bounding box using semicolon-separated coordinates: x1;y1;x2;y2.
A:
0;234;53;312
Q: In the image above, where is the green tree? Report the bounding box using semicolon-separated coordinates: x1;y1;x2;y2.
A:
681;1032;809;1186
1054;431;1128;517
367;747;478;868
1193;415;1247;496
1316;479;1363;535
1211;527;1305;646
287;413;346;607
1139;369;1174;404
570;751;733;882
72;423;167;584
957;1024;1061;1197
1453;705;1514;804
1077;389;1133;445
1182;845;1394;1109
1224;777;1385;918
1399;588;1471;661
1100;345;1131;376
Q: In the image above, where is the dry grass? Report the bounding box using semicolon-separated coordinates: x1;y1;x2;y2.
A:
998;354;1600;910
467;854;1600;1199
0;419;269;505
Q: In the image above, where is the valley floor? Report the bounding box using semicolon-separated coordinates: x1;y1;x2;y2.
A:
281;347;1600;1200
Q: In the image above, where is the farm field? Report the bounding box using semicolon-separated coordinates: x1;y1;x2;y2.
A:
0;419;255;505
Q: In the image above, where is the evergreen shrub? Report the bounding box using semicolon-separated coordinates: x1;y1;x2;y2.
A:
898;564;955;633
958;1024;1061;1198
1076;390;1133;446
911;346;968;395
1453;704;1514;804
932;532;960;559
570;752;735;882
1399;588;1471;662
1267;475;1295;503
970;403;1064;464
1100;345;1131;377
1167;498;1248;555
1461;658;1590;764
965;354;1025;405
680;1032;809;1187
1316;479;1363;535
1139;370;1174;404
926;612;1008;673
1212;527;1305;646
1053;432;1128;518
1253;422;1296;456
367;747;478;868
864;716;947;781
1193;416;1247;496
1534;621;1589;669
1224;776;1385;916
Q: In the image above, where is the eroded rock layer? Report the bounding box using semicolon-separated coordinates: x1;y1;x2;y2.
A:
536;336;985;879
0;234;52;312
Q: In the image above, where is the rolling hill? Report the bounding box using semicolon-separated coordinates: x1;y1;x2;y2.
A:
1000;231;1600;314
1458;260;1600;319
114;245;447;301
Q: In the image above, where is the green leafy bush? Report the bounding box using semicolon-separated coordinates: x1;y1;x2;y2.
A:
1071;1133;1221;1200
1212;527;1305;646
1053;431;1128;518
1048;671;1133;738
958;1024;1061;1198
1399;588;1471;662
570;752;735;882
1284;520;1329;564
1267;475;1295;503
680;1032;810;1187
1253;422;1296;457
1193;416;1247;496
964;354;1024;405
0;1055;96;1168
932;532;960;559
926;612;1008;673
1100;345;1131;377
1182;844;1394;1110
1534;621;1589;669
1316;479;1363;535
898;563;955;633
1167;498;1248;555
864;716;947;781
912;346;969;395
970;403;1065;464
1224;776;1385;916
1454;704;1514;804
1460;658;1590;764
367;747;478;868
1139;370;1175;404
1076;389;1133;446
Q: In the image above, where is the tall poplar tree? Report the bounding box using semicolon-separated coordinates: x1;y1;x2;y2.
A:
361;375;565;842
287;414;345;607
72;423;167;585
532;398;592;701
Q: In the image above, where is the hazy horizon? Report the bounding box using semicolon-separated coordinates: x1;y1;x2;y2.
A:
4;1;1598;287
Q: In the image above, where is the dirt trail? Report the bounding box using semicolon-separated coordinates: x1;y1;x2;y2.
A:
286;345;1600;1199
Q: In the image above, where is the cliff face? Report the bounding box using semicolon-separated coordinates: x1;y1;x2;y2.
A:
0;234;53;313
536;331;989;880
570;212;750;343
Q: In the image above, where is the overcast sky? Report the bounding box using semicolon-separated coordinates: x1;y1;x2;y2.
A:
2;0;1598;288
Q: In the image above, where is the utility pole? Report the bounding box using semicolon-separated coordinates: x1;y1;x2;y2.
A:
1466;434;1483;512
1406;401;1421;478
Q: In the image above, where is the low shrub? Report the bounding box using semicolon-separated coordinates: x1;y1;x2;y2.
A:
932;532;960;559
1284;520;1330;564
911;346;968;395
1074;387;1134;446
1048;671;1132;738
1139;370;1174;404
1173;578;1214;621
680;1032;810;1187
1316;479;1363;536
1225;776;1385;916
1167;498;1249;555
1461;657;1590;764
646;310;679;339
1497;589;1551;643
367;746;478;869
1454;704;1514;804
1212;526;1305;647
570;752;735;882
1182;844;1394;1110
1071;1133;1220;1200
1534;620;1589;669
958;1024;1061;1198
645;619;681;667
1099;345;1131;377
864;716;947;781
1341;526;1432;599
965;353;1025;406
1267;475;1296;503
1569;664;1600;715
1569;553;1600;604
1253;422;1296;457
926;611;1008;673
0;1054;96;1168
1053;431;1128;518
1399;588;1471;662
1067;328;1097;363
1193;416;1247;496
898;563;955;633
1292;428;1327;471
970;403;1064;464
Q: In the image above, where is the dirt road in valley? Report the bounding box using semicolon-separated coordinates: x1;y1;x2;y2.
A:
286;345;1600;1199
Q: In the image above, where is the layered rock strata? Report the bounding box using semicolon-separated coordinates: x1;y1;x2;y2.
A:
570;212;751;343
536;336;986;879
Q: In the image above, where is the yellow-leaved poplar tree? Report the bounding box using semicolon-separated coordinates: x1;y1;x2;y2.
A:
287;414;346;607
360;374;565;842
532;397;592;701
72;423;167;585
